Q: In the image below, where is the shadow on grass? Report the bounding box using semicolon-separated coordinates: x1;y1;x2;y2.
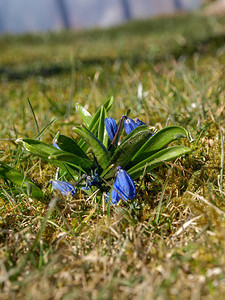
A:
0;33;224;81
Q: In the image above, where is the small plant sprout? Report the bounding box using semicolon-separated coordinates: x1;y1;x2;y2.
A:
14;97;191;204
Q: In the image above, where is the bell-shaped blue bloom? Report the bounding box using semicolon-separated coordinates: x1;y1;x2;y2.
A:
124;118;138;135
49;180;76;197
111;166;136;205
105;117;118;141
124;117;147;135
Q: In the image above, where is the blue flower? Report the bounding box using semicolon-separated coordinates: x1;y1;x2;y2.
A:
124;117;146;135
105;117;118;141
49;180;76;197
111;166;136;205
124;118;138;135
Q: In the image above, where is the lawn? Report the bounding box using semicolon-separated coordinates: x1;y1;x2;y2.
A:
0;12;225;300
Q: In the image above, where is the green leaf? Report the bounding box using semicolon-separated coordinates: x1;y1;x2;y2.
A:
97;106;105;143
131;126;189;165
16;138;80;180
88;96;114;133
54;133;89;159
76;97;114;131
127;145;191;180
73;125;109;168
100;164;115;178
55;163;79;181
76;103;93;127
120;125;150;147
102;96;114;114
48;152;93;172
0;162;43;199
103;126;153;179
102;121;109;148
16;138;61;159
77;96;114;150
98;106;108;147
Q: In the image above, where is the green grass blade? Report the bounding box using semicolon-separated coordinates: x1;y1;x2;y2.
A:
73;125;109;168
0;162;43;199
35;118;57;140
127;145;191;180
155;177;168;224
131;125;189;165
27;97;40;136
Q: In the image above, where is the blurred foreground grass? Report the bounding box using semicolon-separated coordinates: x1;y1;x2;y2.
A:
0;13;225;299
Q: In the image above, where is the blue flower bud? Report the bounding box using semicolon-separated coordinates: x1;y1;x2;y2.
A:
124;117;147;134
124;118;139;135
111;166;136;204
49;180;76;197
105;117;118;141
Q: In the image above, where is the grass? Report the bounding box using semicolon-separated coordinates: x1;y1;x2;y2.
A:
1;12;225;299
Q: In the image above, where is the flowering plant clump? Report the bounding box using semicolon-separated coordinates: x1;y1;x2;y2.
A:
0;97;191;204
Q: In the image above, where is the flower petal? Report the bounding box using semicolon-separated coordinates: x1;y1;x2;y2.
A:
111;188;120;204
50;180;76;196
105;117;118;141
124;118;138;135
